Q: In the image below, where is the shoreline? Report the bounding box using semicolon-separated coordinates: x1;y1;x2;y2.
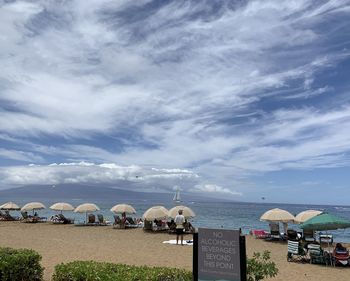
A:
1;221;349;281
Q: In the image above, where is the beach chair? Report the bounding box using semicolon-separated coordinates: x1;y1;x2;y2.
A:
1;211;18;221
266;223;282;240
97;214;107;226
286;229;298;241
287;240;307;262
319;234;333;244
333;244;350;266
184;221;195;233
251;230;270;239
20;211;39;223
143;219;153;231
113;215;125;229
124;217;138;228
58;214;74;224
303;229;316;242
88;214;96;224
308;243;330;265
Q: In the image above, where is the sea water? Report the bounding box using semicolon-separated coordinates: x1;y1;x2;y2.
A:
10;198;350;242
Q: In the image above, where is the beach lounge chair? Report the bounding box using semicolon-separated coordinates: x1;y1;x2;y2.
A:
54;214;74;224
0;211;18;221
124;217;138;228
303;229;316;242
333;243;350;266
152;220;168;232
97;214;107;226
287;240;307;262
266;223;282;240
286;229;300;241
319;234;333;244
113;215;125;229
20;211;39;223
308;243;330;265
143;219;153;231
88;214;96;224
251;230;270;239
60;214;74;224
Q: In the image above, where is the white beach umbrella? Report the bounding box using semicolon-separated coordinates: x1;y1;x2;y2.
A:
295;210;322;224
110;204;136;214
142;206;168;220
50;202;75;213
74;203;100;213
0;202;20;210
168;205;196;219
21;202;46;215
74;203;100;223
260;208;295;223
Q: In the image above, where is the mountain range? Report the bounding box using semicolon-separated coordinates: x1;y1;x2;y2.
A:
0;184;225;203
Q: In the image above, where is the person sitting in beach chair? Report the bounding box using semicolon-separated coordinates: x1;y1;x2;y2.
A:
287;240;307;262
308;243;330;265
113;215;125;229
184;220;195;233
33;211;47;222
1;210;18;221
124;217;138;228
167;220;176;233
333;243;350;266
287;229;301;241
97;214;107;226
58;214;74;224
88;214;96;224
21;211;39;223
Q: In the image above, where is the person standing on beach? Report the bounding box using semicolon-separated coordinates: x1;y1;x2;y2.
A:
175;209;185;245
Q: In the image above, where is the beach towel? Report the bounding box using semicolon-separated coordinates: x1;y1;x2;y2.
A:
162;239;193;246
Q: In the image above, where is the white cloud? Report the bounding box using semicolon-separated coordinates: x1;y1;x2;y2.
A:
0;1;350;199
191;184;242;196
0;162;200;191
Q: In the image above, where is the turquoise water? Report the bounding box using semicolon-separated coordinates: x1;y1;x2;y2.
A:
9;198;350;242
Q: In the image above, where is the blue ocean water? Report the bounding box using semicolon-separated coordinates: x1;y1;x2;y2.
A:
9;198;350;242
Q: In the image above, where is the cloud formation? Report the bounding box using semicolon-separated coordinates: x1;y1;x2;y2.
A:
0;1;350;201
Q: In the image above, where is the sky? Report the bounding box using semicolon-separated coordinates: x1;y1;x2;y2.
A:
0;0;350;205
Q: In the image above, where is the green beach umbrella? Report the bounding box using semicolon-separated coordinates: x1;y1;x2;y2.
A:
300;213;350;231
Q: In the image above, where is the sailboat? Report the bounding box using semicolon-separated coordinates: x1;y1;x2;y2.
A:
173;187;181;203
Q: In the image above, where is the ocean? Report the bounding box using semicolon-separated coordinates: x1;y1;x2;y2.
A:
8;197;350;242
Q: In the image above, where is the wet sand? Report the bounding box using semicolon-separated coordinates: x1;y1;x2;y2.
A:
0;221;348;280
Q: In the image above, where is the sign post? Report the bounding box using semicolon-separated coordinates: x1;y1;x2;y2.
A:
193;228;246;281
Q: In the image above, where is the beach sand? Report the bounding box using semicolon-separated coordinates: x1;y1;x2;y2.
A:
0;221;349;280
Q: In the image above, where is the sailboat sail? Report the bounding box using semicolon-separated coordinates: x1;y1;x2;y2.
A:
173;187;181;202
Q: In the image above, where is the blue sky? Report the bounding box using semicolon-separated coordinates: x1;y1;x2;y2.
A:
0;0;350;205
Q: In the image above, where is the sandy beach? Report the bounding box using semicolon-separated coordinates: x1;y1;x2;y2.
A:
0;221;349;281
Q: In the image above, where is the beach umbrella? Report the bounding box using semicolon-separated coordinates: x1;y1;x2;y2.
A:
300;213;350;231
110;204;136;214
0;202;20;210
74;203;100;223
294;210;323;224
142;206;168;220
168;205;196;219
50;202;75;213
21;202;46;215
260;208;295;223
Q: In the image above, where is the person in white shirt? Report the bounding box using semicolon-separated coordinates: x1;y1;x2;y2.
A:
174;209;185;245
